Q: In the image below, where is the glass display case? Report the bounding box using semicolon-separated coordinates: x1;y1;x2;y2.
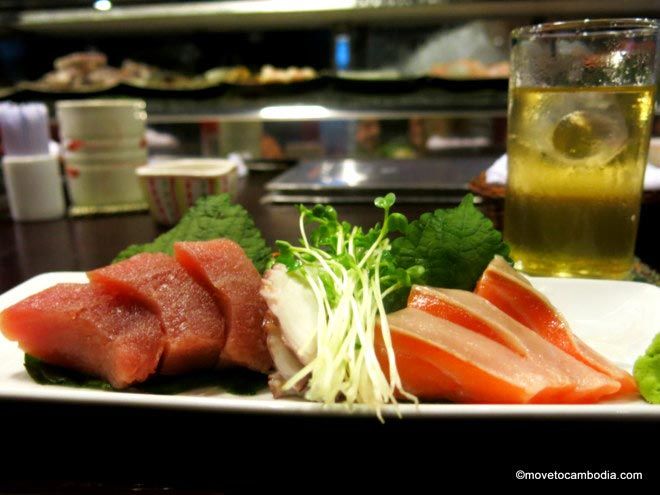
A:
1;0;658;201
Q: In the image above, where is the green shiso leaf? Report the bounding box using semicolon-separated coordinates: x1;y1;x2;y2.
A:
24;354;266;396
114;193;272;273
25;354;115;391
391;193;511;291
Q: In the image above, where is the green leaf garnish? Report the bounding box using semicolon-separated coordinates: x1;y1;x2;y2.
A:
114;193;272;273
24;354;266;396
392;194;511;291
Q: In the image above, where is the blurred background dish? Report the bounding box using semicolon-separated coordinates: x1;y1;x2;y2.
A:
254;65;317;85
429;59;509;79
120;59;213;90
137;158;237;225
0;1;657;236
19;51;121;92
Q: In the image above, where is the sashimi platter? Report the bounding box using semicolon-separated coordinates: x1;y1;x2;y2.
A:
1;193;659;419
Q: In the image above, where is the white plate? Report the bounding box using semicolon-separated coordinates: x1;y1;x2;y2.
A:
0;272;659;418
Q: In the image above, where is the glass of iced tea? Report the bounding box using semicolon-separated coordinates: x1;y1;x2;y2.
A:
505;19;658;279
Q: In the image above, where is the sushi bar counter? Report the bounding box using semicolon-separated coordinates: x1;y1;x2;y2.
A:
1;167;660;491
1;168;659;294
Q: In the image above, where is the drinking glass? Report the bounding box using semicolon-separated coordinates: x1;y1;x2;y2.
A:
505;19;658;279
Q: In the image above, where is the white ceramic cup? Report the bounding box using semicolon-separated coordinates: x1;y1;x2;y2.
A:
62;135;147;153
64;148;148;167
56;99;147;140
65;162;145;207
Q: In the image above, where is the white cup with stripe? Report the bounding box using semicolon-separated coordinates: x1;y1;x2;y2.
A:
136;159;238;225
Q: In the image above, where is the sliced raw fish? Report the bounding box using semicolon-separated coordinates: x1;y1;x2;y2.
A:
0;283;163;389
174;239;272;372
260;263;317;366
88;253;225;375
408;285;620;402
262;309;306;397
475;256;637;396
376;307;568;404
407;285;529;356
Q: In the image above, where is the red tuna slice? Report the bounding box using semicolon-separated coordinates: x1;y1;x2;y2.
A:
376;307;567;404
174;239;272;372
0;283;163;389
408;285;620;403
88;253;225;375
475;256;637;397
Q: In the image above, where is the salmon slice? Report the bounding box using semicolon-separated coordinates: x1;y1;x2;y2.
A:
88;253;225;375
0;284;163;389
475;256;637;396
407;285;529;356
376;307;567;404
174;239;272;372
408;285;620;402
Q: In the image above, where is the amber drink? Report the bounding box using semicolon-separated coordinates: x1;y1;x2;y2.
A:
505;19;658;278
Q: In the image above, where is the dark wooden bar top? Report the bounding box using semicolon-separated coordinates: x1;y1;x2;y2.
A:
0;169;659;491
2;170;658;293
0;170;490;292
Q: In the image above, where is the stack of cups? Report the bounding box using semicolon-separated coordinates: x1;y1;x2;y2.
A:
56;99;147;211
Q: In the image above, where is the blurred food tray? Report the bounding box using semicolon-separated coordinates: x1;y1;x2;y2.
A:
264;156;495;203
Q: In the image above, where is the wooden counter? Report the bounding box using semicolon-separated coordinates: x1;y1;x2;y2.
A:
1;170;658;293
